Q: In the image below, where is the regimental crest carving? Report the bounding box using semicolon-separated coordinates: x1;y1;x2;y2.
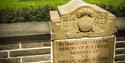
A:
50;0;116;40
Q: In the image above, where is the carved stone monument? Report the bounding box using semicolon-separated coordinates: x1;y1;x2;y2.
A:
50;0;116;63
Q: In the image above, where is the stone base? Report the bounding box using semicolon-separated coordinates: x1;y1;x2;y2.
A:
52;35;115;63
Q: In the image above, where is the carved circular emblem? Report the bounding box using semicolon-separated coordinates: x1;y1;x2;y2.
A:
77;16;93;32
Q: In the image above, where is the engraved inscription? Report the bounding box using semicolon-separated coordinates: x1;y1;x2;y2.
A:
52;36;115;63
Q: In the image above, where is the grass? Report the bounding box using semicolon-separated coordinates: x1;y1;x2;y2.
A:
0;0;125;23
0;0;69;9
0;0;125;10
84;0;125;7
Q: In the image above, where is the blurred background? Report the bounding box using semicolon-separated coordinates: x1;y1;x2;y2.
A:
0;0;125;23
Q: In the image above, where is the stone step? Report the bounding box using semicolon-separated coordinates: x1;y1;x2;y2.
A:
115;40;125;58
115;61;125;63
7;47;51;58
116;41;125;48
115;54;125;61
0;22;51;42
116;37;125;41
116;48;125;54
28;61;51;63
0;54;51;63
22;54;51;63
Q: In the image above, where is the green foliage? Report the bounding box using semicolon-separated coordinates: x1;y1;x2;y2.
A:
0;0;69;9
0;5;55;23
97;3;125;17
1;0;125;9
0;0;125;23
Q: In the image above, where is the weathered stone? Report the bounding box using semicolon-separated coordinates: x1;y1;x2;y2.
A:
50;11;61;33
0;43;19;50
50;0;116;40
22;54;51;63
43;42;51;46
0;22;50;37
50;0;116;63
0;22;51;42
116;17;125;30
10;48;50;57
116;41;125;48
50;11;61;22
116;37;125;41
116;48;125;54
22;41;43;48
77;16;93;32
115;61;125;63
0;58;20;63
0;52;8;58
52;35;115;63
115;54;125;61
21;41;50;48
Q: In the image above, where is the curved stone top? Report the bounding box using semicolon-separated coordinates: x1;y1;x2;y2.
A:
58;0;109;15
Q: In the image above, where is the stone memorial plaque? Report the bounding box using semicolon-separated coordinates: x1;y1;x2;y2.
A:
50;0;116;63
52;36;115;63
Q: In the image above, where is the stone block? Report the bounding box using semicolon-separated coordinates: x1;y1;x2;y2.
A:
21;40;51;48
0;52;8;58
22;42;43;48
52;35;115;63
115;54;125;61
0;43;19;50
116;41;125;48
10;48;50;57
22;54;51;63
21;41;50;48
50;0;116;40
0;22;51;42
0;58;20;63
43;42;51;46
116;48;125;54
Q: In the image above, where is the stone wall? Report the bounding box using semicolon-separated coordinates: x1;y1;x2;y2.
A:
0;39;124;63
0;41;51;63
0;22;51;63
0;20;125;63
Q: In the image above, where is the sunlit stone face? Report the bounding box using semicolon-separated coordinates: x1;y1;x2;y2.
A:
77;16;93;32
50;0;116;39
